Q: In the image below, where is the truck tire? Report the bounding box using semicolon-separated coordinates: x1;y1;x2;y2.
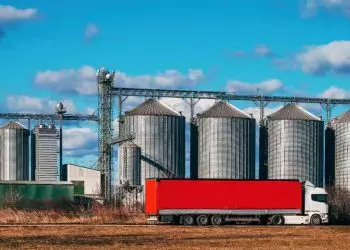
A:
211;215;223;226
271;215;284;225
196;215;209;226
183;215;195;226
310;215;322;225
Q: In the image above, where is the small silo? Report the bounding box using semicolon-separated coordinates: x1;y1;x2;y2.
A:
32;123;59;181
123;99;185;186
334;110;350;190
118;142;141;186
267;104;324;187
0;121;30;180
197;101;256;179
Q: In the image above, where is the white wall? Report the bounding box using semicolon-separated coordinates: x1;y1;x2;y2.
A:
67;164;101;195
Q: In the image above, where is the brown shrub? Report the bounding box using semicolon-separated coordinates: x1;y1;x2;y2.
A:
0;206;147;225
326;186;350;224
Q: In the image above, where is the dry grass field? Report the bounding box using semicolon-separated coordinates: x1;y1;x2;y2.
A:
0;225;349;249
0;209;146;224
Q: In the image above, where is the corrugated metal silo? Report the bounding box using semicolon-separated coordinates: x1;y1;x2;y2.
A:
0;121;30;180
197;101;256;179
267;104;324;187
32;123;59;182
334;110;350;190
118;142;141;186
123;99;185;186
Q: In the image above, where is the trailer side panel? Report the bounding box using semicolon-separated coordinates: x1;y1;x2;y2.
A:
146;179;302;215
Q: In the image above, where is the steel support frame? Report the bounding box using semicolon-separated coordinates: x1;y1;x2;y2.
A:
253;97;270;126
321;103;336;123
97;69;115;202
0;113;99;121
111;87;350;105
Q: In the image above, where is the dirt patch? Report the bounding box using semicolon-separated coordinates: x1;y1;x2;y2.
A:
0;225;349;249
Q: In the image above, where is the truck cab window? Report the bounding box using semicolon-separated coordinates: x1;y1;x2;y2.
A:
311;194;328;204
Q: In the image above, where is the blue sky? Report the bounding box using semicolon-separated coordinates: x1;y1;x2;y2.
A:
1;0;350;177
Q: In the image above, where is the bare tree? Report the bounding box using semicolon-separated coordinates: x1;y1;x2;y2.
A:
327;186;350;224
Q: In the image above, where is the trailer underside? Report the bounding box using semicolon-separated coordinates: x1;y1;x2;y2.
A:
148;209;322;226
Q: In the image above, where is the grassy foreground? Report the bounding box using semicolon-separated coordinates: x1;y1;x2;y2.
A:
0;225;350;249
0;208;146;224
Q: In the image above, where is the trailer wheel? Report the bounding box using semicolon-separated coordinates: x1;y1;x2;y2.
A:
310;214;322;225
211;215;223;226
183;215;195;226
271;215;284;225
196;215;209;226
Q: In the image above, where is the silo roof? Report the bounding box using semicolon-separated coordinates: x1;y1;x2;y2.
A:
268;104;321;121
0;121;27;130
336;110;350;123
125;99;181;116
198;101;252;118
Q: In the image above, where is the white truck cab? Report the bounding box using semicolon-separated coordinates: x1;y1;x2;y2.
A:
304;181;329;224
283;181;328;225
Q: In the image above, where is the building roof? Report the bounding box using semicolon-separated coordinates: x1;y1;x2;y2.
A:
0;121;28;130
125;99;181;116
336;109;350;123
0;181;73;185
198;101;252;119
267;104;321;121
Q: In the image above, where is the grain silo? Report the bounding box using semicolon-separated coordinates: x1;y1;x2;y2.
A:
197;101;256;179
0;121;30;181
267;104;324;187
118;142;141;186
334;110;350;191
123;99;185;186
32;123;59;181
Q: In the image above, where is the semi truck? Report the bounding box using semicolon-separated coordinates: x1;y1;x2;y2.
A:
145;179;329;225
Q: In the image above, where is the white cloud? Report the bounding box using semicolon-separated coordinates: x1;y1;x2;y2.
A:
34;66;205;95
63;128;98;151
299;103;323;116
297;41;350;75
116;68;205;88
243;106;281;125
320;86;350;99
160;98;215;121
303;0;350;16
226;79;283;95
84;23;98;41
5;95;77;113
63;127;98;157
229;50;246;58
34;66;97;95
0;5;38;22
86;107;97;115
255;44;274;57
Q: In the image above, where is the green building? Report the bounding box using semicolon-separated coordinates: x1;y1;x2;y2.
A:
0;181;74;209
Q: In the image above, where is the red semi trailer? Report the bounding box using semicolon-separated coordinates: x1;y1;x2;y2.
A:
145;179;328;225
